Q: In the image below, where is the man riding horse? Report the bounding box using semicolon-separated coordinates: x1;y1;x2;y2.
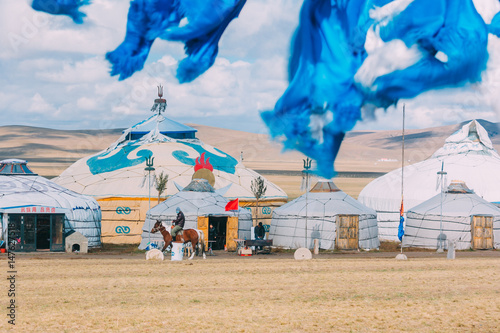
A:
171;207;185;241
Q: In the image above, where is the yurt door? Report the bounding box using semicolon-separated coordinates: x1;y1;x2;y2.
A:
8;215;36;252
471;215;493;250
226;217;238;251
336;215;359;250
197;216;209;249
50;215;65;251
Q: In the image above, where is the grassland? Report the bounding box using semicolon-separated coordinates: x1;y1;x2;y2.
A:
3;254;499;332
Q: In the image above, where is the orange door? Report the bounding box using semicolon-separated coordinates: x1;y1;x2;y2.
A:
226;216;239;251
197;216;209;249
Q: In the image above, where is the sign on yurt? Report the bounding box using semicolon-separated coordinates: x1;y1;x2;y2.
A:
403;181;500;250
139;179;252;251
359;120;500;241
0;159;101;251
269;180;379;250
54;91;287;244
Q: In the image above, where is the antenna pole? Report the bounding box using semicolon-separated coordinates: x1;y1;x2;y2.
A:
437;162;447;253
303;158;311;249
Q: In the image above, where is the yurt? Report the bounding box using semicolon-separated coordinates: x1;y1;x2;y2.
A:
54;92;287;244
139;179;252;251
403;181;500;250
0;159;101;251
269;180;379;250
359;120;500;241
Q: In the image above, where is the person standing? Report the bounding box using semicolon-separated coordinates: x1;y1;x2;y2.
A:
254;222;265;250
208;223;217;251
254;222;265;240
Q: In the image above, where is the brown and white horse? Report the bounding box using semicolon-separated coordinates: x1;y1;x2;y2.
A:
150;220;206;260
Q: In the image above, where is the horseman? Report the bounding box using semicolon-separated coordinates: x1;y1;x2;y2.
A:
171;207;185;241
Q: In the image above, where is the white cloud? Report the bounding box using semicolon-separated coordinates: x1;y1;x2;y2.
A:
36;57;110;83
29;93;57;114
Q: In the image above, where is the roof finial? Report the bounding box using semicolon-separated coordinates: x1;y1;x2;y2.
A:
151;84;167;115
157;84;163;98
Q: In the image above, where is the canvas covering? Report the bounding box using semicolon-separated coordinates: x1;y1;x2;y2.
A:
403;190;500;250
269;181;379;250
139;184;252;250
358;120;500;241
54;112;286;244
54;114;287;202
0;172;101;247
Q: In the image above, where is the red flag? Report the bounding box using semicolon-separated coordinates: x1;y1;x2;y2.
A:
225;198;239;211
399;198;404;216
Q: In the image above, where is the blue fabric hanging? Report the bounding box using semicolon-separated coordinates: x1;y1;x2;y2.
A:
31;0;91;24
262;0;489;178
398;215;405;242
489;10;500;37
106;0;246;82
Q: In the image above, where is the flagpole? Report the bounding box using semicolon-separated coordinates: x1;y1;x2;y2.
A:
401;104;404;255
396;104;407;260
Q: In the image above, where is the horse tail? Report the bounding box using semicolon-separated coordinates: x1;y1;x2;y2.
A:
199;230;206;259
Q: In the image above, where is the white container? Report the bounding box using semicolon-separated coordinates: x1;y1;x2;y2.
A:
171;242;184;261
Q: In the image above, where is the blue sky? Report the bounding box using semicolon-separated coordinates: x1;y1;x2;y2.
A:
1;0;500;134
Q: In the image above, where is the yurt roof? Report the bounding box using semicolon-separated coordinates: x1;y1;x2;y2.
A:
358;120;500;212
0;159;37;175
0;161;100;213
274;181;375;217
128;114;197;136
147;179;251;218
408;182;500;217
53;101;287;203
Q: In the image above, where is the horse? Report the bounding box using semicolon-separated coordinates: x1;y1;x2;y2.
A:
150;220;206;260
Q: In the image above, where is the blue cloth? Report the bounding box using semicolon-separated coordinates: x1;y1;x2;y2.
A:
398;215;405;242
106;0;246;81
262;0;489;178
32;0;91;24
489;11;500;37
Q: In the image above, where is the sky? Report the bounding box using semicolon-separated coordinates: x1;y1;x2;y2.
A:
1;0;500;134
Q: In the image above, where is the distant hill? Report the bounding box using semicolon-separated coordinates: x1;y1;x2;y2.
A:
1;120;498;178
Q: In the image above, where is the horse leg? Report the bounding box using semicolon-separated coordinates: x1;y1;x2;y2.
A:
163;236;172;253
188;241;195;260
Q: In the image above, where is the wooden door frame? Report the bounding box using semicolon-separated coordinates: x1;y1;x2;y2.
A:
335;214;359;250
471;215;494;250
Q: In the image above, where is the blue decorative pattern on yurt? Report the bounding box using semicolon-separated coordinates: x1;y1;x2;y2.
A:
87;145;152;175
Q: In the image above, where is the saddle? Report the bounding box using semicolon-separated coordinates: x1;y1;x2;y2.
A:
173;229;185;242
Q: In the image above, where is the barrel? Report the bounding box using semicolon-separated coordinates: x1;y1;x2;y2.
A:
171;242;185;261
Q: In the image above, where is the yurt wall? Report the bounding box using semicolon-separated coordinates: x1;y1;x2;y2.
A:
359;120;500;241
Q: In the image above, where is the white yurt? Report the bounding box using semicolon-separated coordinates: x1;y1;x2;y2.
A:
403;181;500;250
54;93;287;244
139;179;252;251
359;120;500;241
269;180;379;250
0;159;101;251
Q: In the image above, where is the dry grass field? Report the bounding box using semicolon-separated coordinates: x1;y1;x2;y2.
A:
3;253;500;332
